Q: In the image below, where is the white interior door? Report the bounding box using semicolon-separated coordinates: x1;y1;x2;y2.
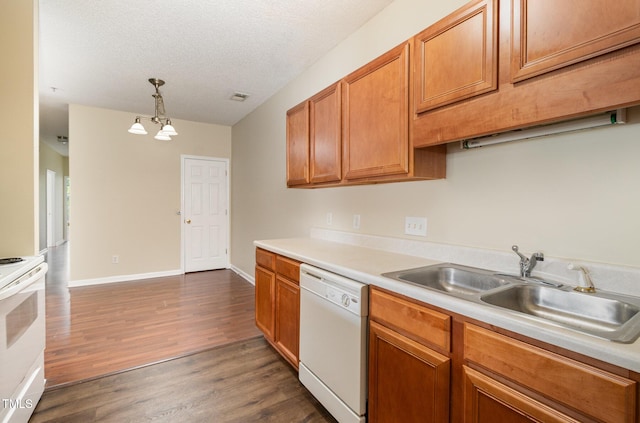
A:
46;169;56;248
183;157;229;272
64;176;70;241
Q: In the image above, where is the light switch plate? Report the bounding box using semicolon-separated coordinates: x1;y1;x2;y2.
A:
405;217;427;236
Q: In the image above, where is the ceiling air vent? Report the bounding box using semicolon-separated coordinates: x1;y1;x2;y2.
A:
230;92;250;102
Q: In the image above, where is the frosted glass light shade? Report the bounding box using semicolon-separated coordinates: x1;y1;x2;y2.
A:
160;123;178;136
128;120;147;135
154;130;171;141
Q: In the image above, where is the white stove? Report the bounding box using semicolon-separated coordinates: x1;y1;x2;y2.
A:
0;256;45;300
0;255;47;423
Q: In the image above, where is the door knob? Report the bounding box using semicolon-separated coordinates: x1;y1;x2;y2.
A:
185;219;191;224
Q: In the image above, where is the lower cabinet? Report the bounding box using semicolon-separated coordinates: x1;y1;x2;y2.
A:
462;365;579;423
255;248;301;369
369;320;450;423
368;287;639;422
463;323;637;423
274;275;299;366
368;287;451;423
254;264;275;340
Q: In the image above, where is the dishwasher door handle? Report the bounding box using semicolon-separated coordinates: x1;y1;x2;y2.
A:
301;269;323;281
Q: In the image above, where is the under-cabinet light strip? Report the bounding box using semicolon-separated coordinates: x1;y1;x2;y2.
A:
461;109;626;149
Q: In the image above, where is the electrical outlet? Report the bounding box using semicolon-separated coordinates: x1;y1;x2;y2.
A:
112;255;119;264
326;212;333;225
405;217;427;236
353;214;361;229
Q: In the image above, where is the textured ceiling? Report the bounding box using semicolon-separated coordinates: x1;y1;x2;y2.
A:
39;0;394;156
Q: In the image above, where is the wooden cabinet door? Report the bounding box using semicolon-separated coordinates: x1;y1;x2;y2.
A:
414;0;498;113
275;276;299;369
286;100;310;186
368;320;450;423
342;41;410;180
462;366;580;423
254;265;275;341
511;0;640;82
310;82;342;184
464;324;637;422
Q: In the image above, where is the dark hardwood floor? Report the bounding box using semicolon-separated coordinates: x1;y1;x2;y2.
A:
32;244;335;422
30;337;335;423
43;244;262;388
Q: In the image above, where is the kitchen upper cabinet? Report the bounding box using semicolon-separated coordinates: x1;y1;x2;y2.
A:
310;83;342;184
285;40;446;187
342;41;411;180
414;0;498;112
412;0;640;147
285;83;342;187
511;0;640;82
255;249;301;369
286;101;310;186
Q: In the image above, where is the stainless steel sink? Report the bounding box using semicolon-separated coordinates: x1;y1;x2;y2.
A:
383;263;516;296
382;262;640;343
481;285;640;343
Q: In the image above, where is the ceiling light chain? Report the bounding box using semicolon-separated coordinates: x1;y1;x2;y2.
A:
128;78;179;140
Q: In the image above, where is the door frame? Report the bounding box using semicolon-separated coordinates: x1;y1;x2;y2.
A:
180;155;230;273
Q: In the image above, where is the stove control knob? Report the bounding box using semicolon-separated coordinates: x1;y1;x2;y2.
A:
341;294;350;307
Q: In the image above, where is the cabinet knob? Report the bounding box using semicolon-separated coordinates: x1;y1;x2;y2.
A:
185;219;191;224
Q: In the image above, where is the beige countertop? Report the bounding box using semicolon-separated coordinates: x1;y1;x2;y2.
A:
255;237;640;372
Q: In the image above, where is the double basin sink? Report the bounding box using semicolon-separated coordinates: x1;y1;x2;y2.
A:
382;263;640;343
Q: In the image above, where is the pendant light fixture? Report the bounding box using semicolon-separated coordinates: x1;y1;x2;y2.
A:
128;78;179;140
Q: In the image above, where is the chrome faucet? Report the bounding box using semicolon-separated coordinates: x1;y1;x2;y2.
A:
512;245;544;278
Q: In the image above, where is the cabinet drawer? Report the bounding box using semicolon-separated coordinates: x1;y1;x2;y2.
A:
464;324;636;423
275;255;301;284
256;248;276;271
370;288;451;352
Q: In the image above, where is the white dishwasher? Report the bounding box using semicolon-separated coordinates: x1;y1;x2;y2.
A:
299;264;368;423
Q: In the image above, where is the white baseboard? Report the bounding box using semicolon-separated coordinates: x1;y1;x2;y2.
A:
69;269;184;287
230;264;254;285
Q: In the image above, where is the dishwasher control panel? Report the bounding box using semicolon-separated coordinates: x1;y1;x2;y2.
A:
300;264;368;316
323;284;360;313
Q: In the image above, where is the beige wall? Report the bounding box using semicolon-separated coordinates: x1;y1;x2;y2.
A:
230;0;640;276
70;104;231;281
39;143;68;251
0;0;39;256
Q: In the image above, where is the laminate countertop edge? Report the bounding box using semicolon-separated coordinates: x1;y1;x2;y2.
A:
254;237;640;372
